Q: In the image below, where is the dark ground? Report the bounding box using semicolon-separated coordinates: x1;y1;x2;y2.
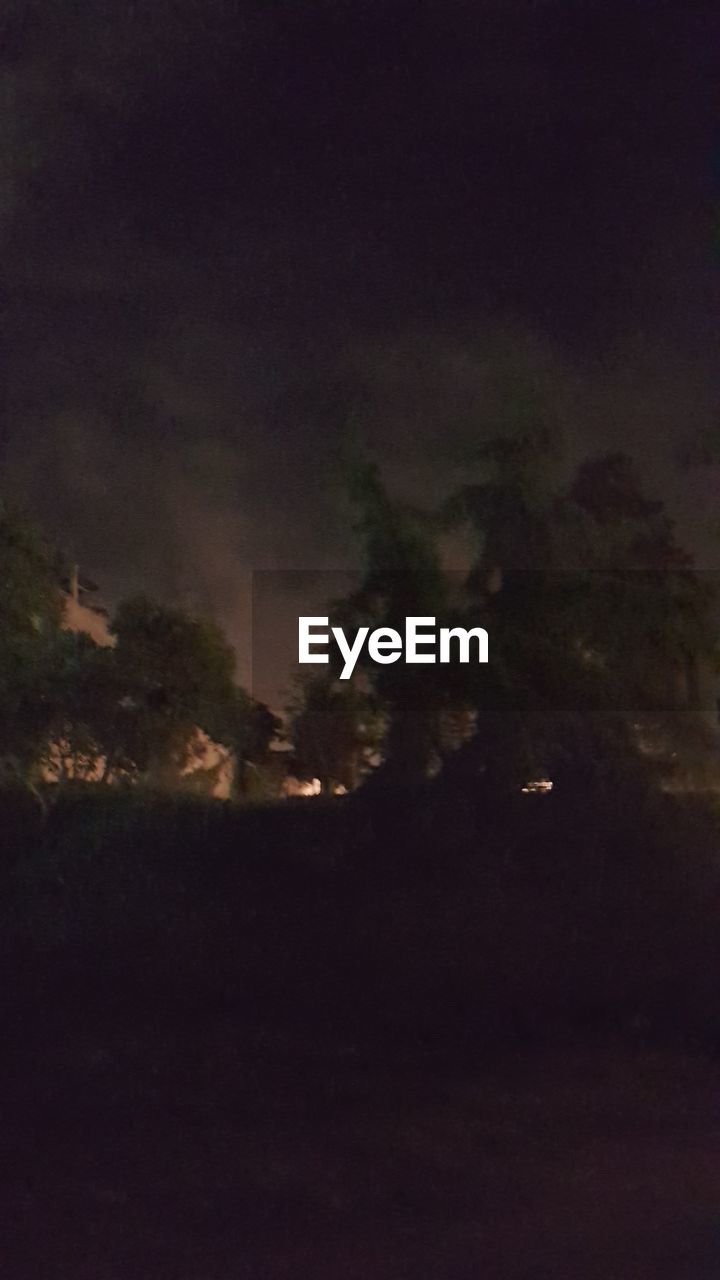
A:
2;785;720;1277
3;1013;719;1278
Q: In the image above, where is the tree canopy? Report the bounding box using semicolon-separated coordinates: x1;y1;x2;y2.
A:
0;501;64;775
332;436;718;795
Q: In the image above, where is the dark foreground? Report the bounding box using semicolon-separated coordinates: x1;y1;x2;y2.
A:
2;785;720;1276
2;1011;718;1278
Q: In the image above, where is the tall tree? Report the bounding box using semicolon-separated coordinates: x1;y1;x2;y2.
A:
108;595;238;785
288;673;381;794
444;442;718;791
0;499;64;781
41;630;119;784
223;688;282;798
341;459;453;786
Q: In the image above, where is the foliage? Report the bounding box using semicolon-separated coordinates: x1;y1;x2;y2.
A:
40;631;119;783
332;434;718;793
2;433;717;806
452;444;717;787
40;595;277;793
338;459;458;784
0;500;64;776
108;594;238;783
222;687;282;797
0;494;277;796
288;672;382;792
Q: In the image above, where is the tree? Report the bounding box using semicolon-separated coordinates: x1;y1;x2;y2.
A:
546;454;715;715
288;673;381;794
108;595;238;785
41;630;119;784
222;688;282;798
443;442;718;792
0;499;280;797
42;594;276;795
0;499;64;781
444;421;558;581
339;459;455;786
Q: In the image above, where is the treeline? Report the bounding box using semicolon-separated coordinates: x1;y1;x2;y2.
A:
2;433;720;1044
0;503;279;798
2;425;717;807
289;429;719;796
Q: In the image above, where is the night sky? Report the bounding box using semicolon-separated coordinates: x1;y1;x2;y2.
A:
2;0;718;698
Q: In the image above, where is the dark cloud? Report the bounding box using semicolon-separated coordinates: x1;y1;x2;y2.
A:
2;0;718;694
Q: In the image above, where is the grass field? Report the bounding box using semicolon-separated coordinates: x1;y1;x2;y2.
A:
2;783;720;1276
3;1012;719;1278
